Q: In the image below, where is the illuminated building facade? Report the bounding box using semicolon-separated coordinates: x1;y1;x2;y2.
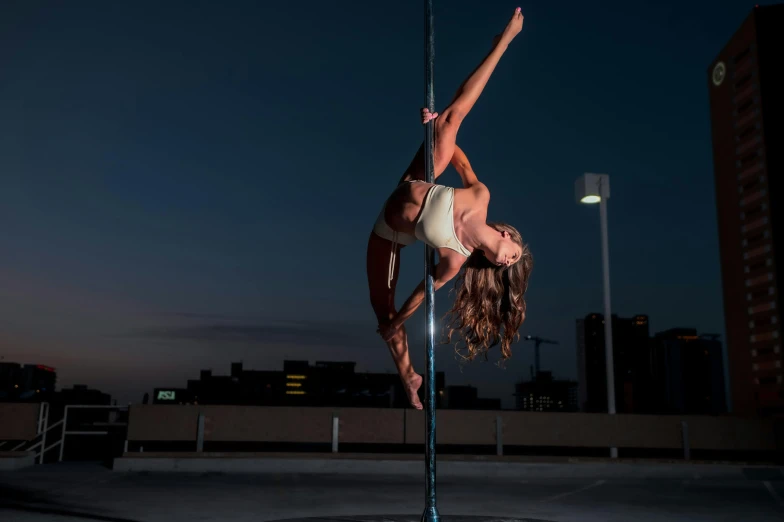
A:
157;360;445;408
514;371;578;412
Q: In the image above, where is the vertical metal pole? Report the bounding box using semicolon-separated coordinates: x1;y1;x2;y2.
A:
39;403;49;464
332;415;339;453
681;420;690;460
496;416;503;456
37;402;46;434
422;1;439;521
599;189;618;459
58;405;69;462
196;413;205;452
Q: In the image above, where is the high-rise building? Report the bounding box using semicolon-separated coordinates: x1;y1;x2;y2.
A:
708;5;784;416
0;362;56;402
515;371;578;412
650;329;727;415
576;314;650;413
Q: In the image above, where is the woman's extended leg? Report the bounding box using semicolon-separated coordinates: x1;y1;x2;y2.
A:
366;232;423;409
400;8;524;183
433;8;523;176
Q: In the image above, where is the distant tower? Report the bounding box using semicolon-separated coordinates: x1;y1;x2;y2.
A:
708;5;784;416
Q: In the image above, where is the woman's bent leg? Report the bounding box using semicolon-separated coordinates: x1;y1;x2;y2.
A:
366;232;423;409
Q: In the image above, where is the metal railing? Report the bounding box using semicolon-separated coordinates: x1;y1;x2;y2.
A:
1;403;129;463
56;405;129;462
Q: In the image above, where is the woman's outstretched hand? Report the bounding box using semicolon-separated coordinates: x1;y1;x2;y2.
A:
421;108;438;124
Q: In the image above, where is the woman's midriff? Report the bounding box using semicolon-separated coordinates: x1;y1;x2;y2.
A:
384;182;435;237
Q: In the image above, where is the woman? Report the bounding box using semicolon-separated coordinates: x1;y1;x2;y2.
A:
366;7;532;409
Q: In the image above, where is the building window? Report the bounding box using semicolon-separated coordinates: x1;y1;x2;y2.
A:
740;189;767;207
733;47;751;64
743;231;770;249
740;176;763;193
735;98;755;115
738;162;764;180
749;302;777;315
734;72;753;89
744;244;772;260
737;122;760;140
742;216;768;233
734;107;761;129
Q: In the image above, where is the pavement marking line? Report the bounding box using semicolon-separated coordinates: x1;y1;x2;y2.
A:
763;481;784;507
539;479;607;503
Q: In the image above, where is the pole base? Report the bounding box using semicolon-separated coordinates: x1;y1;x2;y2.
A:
421;506;440;522
266;508;554;522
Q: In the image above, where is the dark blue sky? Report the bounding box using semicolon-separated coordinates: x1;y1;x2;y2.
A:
0;1;769;406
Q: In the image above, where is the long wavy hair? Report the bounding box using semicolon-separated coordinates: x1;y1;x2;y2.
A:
443;222;533;362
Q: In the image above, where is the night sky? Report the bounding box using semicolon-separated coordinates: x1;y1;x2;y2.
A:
0;1;770;407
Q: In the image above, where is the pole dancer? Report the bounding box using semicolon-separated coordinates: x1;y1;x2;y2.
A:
365;6;531;409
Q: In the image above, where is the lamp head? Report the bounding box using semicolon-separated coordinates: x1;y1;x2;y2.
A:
575;173;610;204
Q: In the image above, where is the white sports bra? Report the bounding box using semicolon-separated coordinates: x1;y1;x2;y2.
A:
414;183;472;257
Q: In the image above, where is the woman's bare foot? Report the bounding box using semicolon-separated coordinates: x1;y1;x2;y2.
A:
498;7;524;46
403;373;424;410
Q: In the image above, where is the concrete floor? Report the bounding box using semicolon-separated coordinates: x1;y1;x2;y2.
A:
0;462;783;522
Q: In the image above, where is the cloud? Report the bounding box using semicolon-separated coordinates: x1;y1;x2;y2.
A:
168;312;252;322
124;318;373;349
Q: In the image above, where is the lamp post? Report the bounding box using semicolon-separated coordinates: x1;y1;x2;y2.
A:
575;173;618;459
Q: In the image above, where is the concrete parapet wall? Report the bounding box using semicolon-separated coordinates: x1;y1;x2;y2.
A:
126;405;779;452
0;403;41;441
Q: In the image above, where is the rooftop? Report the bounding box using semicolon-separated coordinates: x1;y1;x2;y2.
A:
1;458;783;522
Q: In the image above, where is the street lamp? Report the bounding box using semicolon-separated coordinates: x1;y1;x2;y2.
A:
575;173;618;459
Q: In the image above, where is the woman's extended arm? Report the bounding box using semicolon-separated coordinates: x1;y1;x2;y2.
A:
450;145;481;188
379;255;465;341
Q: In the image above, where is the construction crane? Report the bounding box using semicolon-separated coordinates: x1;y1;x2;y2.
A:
523;335;559;380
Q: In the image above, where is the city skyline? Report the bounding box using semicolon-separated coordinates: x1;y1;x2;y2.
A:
2;317;719;411
0;1;770;407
